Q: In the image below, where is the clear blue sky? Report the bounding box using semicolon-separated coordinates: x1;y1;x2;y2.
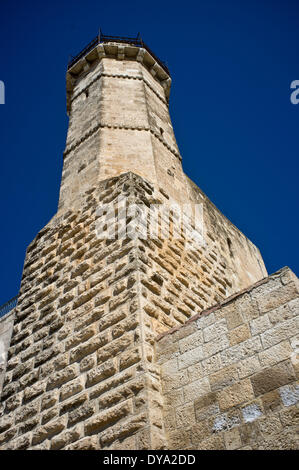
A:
0;0;298;306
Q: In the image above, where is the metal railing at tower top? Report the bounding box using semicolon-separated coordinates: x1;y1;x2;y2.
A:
67;31;170;76
0;295;18;319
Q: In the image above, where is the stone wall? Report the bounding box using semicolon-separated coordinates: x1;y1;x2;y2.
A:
0;174;167;450
0;172;268;450
156;267;299;449
0;172;296;450
0;310;15;398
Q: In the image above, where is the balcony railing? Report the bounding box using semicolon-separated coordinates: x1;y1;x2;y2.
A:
0;295;18;319
67;31;170;76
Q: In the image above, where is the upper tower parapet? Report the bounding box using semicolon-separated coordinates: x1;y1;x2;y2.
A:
66;32;172;115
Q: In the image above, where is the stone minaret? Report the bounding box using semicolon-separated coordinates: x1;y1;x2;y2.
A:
60;36;186;212
0;34;270;450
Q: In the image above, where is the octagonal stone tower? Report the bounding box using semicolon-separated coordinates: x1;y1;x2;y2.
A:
4;34;297;452
60;35;185;212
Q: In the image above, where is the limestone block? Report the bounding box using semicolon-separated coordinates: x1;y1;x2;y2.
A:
224;428;242;450
50;425;82;450
257;284;298;314
65;435;98;450
250;361;296;396
70;333;108;363
178;346;204;370
60;377;84;401
237;356;261;379
250;314;271;336
258;341;293;368
68;402;95;427
203;319;228;343
260;318;298;349
220;337;263;367
46;364;79;390
218;379;255;411
84;401;132;435
85;359;116;387
209;365;239;392
32;416;67;445
228;324;251;346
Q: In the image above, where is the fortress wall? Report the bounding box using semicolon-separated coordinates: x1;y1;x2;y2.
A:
0;174;166;450
156;267;299;449
0;172;270;450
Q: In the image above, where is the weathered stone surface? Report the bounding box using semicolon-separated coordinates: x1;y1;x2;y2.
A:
183;378;210;402
237;356;261;379
65;324;97;351
66;435;98;450
228;324;251;346
158;268;299;449
257;284;298;314
261;389;281;413
250;361;296;396
220;337;263;367
224;428;242;450
119;348;141;371
23;382;45;403
260;318;298;349
32;416;67;445
209;365;239;392
50;425;82;450
178;346;204;370
85;402;131;435
70;334;108;363
241;402;263;423
60;377;84;401
203;319;228;343
0;415;13;434
86;360;116;387
41;390;59;411
15;401;40;423
46;364;79;390
258;341;293;368
6;434;31;450
68;402;95;427
218;379;255;411
0;311;15;398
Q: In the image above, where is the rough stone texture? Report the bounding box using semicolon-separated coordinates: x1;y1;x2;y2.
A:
0;310;15;398
0;174;167;450
156;267;299;450
0;40;295;450
60;42;266;295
